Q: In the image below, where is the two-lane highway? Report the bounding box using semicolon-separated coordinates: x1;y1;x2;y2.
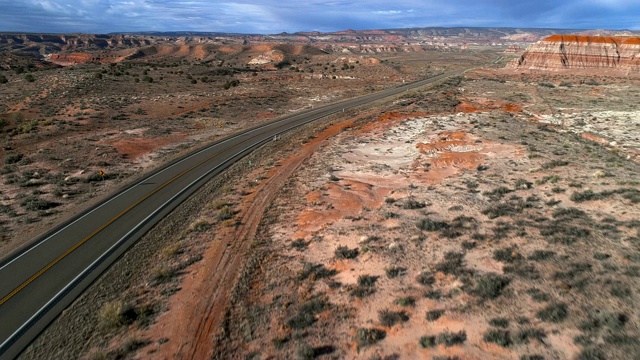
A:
0;69;463;359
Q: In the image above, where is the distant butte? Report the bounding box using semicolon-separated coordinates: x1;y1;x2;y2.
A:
509;34;640;72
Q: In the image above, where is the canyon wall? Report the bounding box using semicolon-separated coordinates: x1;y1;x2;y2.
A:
509;35;640;71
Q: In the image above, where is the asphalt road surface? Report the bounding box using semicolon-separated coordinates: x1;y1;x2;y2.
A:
0;69;463;359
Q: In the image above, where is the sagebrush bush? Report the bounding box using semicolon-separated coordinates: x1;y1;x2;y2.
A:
354;328;386;347
536;302;568;323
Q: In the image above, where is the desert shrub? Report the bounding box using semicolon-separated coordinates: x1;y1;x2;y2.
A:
384;211;399;219
442;216;478;238
295;343;314;360
5;153;24;164
417;218;449;231
536;175;561;185
484;186;513;200
435;252;466;275
593;252;611;260
334;245;359;259
358;275;378;287
493;247;522;263
515;178;534;190
24;74;35;82
541;160;569;169
520;355;544;360
287;311;315;330
514;328;546;344
426;309;444;321
354;328;386;347
191;221;211;232
489;318;509;328
553;207;588;219
503;262;540;279
482;202;523;219
416;271;435;286
527;288;551;302
603;334;636;345
0;74;7;84
395;296;415;307
471;273;510;300
528;250;556;261
577;348;605;360
403;198;426;209
536;303;568;323
609;283;632;298
114;338;146;357
351;275;378;298
461;241;477;250
378;309;409;327
217;205;234;221
98;301;126;328
298;262;336;281
540;222;591;244
272;335;289;349
419;335;436;348
424;290;442;299
223;79;240;89
291;239;308;251
385;266;407;278
483;329;511;347
20;196;59;211
98;301;147;329
161;242;183;258
288;299;327;330
153;265;176;282
571;188;640;203
436;331;467;347
0;204;16;217
580;312;628;332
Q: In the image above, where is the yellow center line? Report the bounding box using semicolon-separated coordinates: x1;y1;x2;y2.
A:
0;121;286;307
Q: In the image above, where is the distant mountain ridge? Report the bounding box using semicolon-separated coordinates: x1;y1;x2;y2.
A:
2;27;639;64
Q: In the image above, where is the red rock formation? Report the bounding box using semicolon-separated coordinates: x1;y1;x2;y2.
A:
48;53;100;65
508;35;640;71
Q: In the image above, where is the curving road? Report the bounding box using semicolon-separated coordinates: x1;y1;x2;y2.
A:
0;70;463;359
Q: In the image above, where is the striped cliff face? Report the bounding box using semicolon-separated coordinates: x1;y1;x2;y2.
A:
508;35;640;71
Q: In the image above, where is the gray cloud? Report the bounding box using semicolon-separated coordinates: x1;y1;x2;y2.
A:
0;0;638;34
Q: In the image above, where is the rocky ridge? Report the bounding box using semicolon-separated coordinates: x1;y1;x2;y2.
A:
509;35;640;72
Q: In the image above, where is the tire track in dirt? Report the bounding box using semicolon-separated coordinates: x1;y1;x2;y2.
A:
148;118;355;359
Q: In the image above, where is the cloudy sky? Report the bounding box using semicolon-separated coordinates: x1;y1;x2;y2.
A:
1;0;638;34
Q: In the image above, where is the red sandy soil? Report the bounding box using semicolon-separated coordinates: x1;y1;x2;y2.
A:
142;119;355;359
355;111;429;135
109;135;186;160
413;130;524;184
456;100;522;114
581;132;610;146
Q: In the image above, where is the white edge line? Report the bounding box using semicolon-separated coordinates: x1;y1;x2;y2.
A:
0;120;286;272
0;141;255;354
0;104;333;354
